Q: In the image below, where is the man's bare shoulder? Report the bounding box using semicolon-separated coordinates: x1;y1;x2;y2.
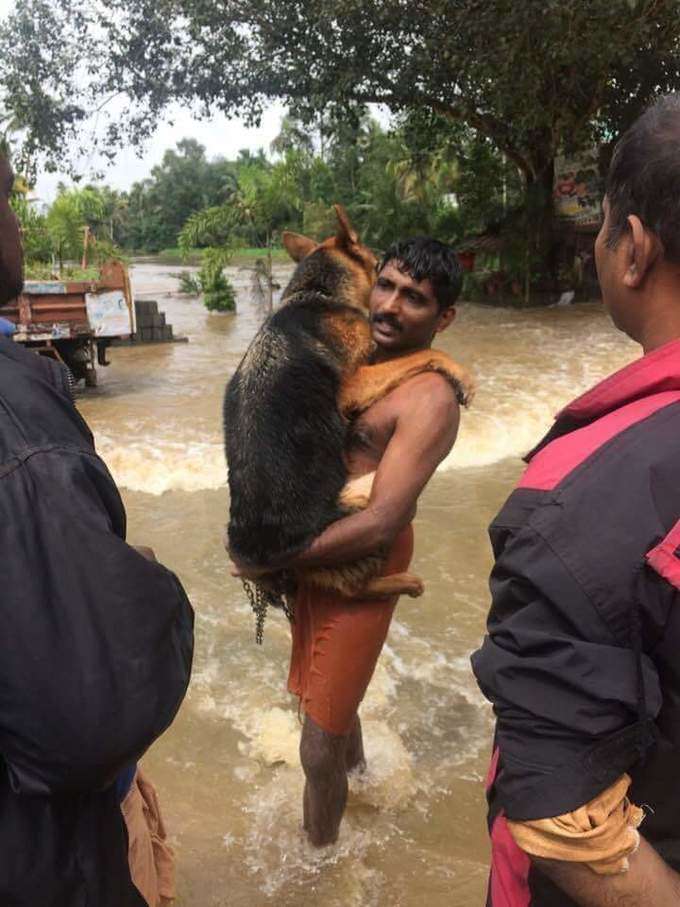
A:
387;369;460;414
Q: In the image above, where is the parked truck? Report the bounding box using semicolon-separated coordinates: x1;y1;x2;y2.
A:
0;259;134;386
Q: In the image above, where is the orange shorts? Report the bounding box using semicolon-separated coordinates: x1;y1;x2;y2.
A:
287;525;414;736
121;768;175;906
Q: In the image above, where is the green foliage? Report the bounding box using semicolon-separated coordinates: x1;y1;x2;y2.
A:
6;1;679;184
173;250;236;311
131;108;522;262
302;201;337;240
89;235;127;266
11;193;51;261
0;0;92;179
176;270;201;295
44;186;110;264
4;0;680;285
122;142;240;252
177;201;236;309
200;250;236;312
25;262;99;281
14;183;128;273
179;205;236;254
13;97;530;283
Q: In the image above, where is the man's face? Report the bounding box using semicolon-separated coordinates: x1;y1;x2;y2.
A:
369;260;455;353
0;157;23;305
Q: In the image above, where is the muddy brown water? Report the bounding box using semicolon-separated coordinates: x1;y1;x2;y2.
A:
77;263;637;906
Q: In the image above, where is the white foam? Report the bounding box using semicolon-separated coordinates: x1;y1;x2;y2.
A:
95;437;226;494
246;707;301;767
441;403;556;470
349;720;416;810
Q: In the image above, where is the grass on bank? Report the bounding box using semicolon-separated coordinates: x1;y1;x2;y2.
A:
24;263;103;281
156;247;291;267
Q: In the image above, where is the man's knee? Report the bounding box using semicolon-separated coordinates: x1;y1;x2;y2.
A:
300;719;345;781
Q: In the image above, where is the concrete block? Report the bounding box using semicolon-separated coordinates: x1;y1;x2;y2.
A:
134;299;158;327
135;310;152;328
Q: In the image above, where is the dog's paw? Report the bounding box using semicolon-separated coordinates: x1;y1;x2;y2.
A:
403;578;425;598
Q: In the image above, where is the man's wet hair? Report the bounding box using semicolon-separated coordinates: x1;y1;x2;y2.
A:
380;237;462;310
606;93;680;263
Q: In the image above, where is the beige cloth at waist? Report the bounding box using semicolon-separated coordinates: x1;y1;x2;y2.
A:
507;773;645;876
121;767;175;906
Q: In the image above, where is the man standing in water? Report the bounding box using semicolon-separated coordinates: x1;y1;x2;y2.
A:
236;238;470;845
473;94;680;906
0;154;194;906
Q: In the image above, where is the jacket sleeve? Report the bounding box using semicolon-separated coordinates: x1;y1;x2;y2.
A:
471;525;662;822
0;445;194;795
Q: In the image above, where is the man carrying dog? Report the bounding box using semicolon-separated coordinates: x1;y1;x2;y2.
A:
235;237;470;846
472;94;680;906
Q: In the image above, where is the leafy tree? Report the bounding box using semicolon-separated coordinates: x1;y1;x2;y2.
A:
168;109;509;255
46;186;105;268
90;185;130;247
0;0;93;178
270;115;315;158
125;179;166;252
302;201;337;240
143;139;231;249
119;141;239;251
178;201;236;312
8;171;52;262
4;0;680;280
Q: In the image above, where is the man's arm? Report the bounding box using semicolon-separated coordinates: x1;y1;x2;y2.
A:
291;373;459;569
535;838;680;907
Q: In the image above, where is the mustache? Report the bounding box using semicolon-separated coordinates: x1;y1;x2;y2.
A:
371;312;402;332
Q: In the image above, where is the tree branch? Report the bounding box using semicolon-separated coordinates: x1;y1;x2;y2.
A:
347;88;534;181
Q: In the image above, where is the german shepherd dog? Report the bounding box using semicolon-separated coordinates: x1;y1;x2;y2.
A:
224;206;423;639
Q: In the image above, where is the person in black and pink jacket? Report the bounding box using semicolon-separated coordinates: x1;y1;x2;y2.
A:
472;94;680;906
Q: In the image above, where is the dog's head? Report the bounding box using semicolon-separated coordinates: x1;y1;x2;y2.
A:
281;206;377;312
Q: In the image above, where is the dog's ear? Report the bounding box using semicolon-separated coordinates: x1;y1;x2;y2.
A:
334;204;359;247
282;231;317;262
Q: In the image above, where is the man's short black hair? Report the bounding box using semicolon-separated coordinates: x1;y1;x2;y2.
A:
380;237;463;311
606;93;680;263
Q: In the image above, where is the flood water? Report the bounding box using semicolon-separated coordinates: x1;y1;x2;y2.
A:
78;263;637;906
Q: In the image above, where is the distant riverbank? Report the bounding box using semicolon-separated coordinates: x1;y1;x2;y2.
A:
148;246;292;267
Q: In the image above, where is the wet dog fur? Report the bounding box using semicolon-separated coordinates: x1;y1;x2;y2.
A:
224;206;423;602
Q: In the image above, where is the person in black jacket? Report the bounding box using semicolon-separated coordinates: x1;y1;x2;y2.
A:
472;95;680;906
0;155;194;905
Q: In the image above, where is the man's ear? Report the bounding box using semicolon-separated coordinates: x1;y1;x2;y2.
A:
624;215;660;288
435;306;457;333
282;231;317;263
334;204;359;247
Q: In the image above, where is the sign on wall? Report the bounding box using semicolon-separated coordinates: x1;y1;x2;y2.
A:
553;150;603;225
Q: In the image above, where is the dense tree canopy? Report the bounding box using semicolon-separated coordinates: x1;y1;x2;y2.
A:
3;1;679;178
124;138;237;250
20;114;515;260
4;0;679;283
